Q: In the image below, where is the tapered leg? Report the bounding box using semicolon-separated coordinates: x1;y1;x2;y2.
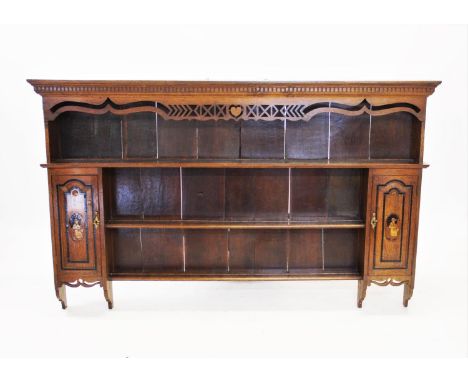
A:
102;281;113;309
403;279;414;307
55;284;67;309
357;279;367;308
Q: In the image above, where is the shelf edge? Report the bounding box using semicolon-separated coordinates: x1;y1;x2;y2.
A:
105;221;365;230
41;162;430;169
109;273;362;281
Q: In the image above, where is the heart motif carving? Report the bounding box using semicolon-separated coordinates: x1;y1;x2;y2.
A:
229;105;243;118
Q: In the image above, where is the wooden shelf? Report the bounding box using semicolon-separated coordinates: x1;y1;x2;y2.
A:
105;219;365;229
109;268;362;281
41;159;429;169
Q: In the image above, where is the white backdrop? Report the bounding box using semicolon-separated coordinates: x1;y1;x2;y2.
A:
0;24;466;358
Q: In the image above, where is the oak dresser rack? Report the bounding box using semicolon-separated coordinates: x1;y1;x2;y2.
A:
29;79;440;309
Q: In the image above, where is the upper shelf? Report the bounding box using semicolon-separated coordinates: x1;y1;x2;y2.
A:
44;109;425;164
30;80;440;166
41;159;429;169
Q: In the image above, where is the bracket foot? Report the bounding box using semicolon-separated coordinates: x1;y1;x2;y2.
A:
102;281;114;309
55;284;67;309
357;279;368;308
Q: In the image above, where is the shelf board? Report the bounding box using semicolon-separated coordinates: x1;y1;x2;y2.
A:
109;268;362;281
42;159;429;169
105;219;365;230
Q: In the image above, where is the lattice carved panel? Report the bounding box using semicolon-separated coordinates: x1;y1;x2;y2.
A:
48;98;424;121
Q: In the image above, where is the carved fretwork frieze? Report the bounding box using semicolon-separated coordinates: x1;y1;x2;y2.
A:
48;98;424;122
159;103;312;120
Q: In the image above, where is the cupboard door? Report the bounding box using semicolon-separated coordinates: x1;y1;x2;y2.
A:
52;175;101;271
368;173;419;274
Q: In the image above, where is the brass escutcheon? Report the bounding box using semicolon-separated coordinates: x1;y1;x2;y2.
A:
370;212;377;230
93;211;100;229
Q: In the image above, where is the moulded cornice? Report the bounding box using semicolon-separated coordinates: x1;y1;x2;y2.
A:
27;80;441;97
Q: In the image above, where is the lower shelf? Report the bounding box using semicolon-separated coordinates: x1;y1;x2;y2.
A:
109;268;361;281
109;228;364;275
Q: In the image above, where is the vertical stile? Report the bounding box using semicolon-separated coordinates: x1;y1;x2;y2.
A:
180;167;185;272
196;126;199;159
139;167;144;219
286;90;291;272
139;228;143;271
155;102;159;159
182;232;186;272
180;167;183;220
327;101;331;163
227;229;230;273
287;165;292;272
288;168;291;221
321;228;325;270
225;168;229;272
120;117;125;160
368;105;372;160
283;109;287;160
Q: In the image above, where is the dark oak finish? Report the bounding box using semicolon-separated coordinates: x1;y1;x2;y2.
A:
185;230;228;272
30;80;440;309
286;115;329;160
